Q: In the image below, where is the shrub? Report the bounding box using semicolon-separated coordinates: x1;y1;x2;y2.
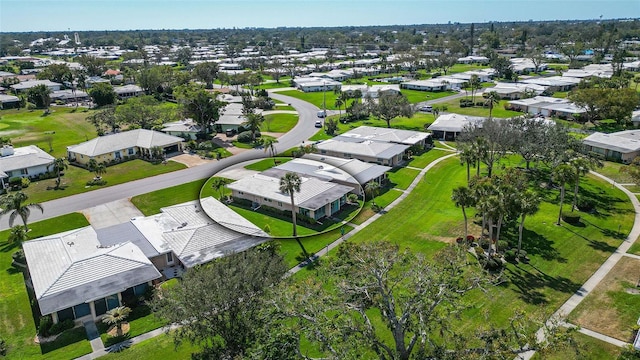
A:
38;315;53;337
0;337;6;356
86;179;107;186
11;250;25;266
8;177;21;187
49;319;74;335
474;246;485;256
497;240;509;252
479;237;491;249
577;198;596;213
237;131;254;143
20;177;30;188
562;213;581;224
263;224;271;234
504;250;517;262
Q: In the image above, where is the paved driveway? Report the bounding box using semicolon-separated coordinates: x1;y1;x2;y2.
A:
81;199;144;229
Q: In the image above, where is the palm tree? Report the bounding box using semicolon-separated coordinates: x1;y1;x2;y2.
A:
279;172;302;237
458;144;476;184
88;159;107;179
263;137;279;165
484;91;500;120
516;190;540;257
469;74;481;104
553;164;574;225
8;225;28;244
364;181;381;207
48;157;67;189
569;155;601;211
451;186;475;240
210;177;231;200
242;113;264;142
102;306;132;338
335;97;344;119
0;191;44;232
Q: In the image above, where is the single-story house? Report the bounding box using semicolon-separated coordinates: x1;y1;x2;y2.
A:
457;56;490;64
0;94;20;109
583;130;640;163
315;138;409;166
67;129;184;165
85;76;110;88
488;82;547;100
161;119;201;140
293;77;342;92
401;77;466;91
427;114;484;140
22;226;162;324
282;154;391;195
335;126;430;147
50;89;90;104
520;76;580;92
507;96;585;119
0;145;55;188
23;197;268;324
510;58;548;74
215;102;263;132
227;173;353;221
113;85;144;99
10;79;62;93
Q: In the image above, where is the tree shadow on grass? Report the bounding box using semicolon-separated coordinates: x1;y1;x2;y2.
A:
40;325;88;354
581;218;628;240
520;228;566;263
504;263;582;305
561;224;619;253
0;241;19;253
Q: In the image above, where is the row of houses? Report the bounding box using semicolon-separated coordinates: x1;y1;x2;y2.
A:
23;197;268;324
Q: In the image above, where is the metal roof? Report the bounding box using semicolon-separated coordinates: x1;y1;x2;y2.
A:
427;114;484;133
583;131;640;154
316;139;409;159
96;222;160;258
0;145;54;174
336;125;430;145
22;227;161;315
67;129;184;157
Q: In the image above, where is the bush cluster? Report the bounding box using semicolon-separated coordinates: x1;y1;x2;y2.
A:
562;213;581;224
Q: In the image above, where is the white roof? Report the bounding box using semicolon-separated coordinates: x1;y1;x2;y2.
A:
200;196;268;236
0;94;20;103
301;154;391;185
10;79;61;90
67;129;183;157
162;119;201;133
23;226;161;315
227;173;352;211
0;145;54;174
427;113;484;133
583;131;640;154
131;199;267;267
336;126;429;146
113;84;143;94
316;138;409;159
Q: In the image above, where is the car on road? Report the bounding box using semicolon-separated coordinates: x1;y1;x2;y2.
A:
317;110;327;118
225;129;236;137
418;105;433;112
315;120;323;128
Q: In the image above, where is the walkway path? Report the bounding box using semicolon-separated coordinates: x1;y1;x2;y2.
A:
288;152;458;276
518;170;640;359
76;325;179;360
82;320;104;352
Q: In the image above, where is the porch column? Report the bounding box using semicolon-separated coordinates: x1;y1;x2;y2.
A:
89;301;97;320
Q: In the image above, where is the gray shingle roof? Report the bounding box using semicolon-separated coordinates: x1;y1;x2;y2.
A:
67;129;183;157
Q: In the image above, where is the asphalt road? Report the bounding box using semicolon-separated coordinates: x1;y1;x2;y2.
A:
0;92;321;231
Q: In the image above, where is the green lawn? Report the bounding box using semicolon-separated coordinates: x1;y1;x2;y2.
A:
271;99;296;111
346;156;633;331
277;90;341;110
350;188;403;225
131;179;208;216
0;107;96;158
233;135;276;149
400;89;457;104
596;161;635;184
276;225;354;268
22;159;187;204
261;113;298;133
98;305;166;346
244;157;292;171
448;63;490;74
386;167;420;190
100;332;198;360
408;149;451;168
0;213;92;360
439;98;522;118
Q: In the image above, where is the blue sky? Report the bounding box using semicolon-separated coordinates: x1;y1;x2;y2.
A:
1;0;637;32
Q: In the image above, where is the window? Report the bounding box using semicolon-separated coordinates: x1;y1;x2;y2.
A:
128;148;135;155
320;150;326;154
167;252;174;263
95;294;120;316
20;168;28;175
133;283;148;296
278;202;282;206
73;303;91;318
115;151;121;159
57;307;75;322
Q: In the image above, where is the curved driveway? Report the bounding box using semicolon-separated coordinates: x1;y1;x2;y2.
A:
0;93;321;231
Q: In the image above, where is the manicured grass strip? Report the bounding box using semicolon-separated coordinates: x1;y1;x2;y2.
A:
261;113;298;133
24;160;187;204
408;149;450;168
40;327;92;359
439;98;522;118
228;205;318;237
597;161;634;185
350;189;403;225
131;179;207;216
386;167;420;190
278;90;341;110
400;89;457;104
628;241;640;256
0;213;91;360
100;332;198;360
244;157;292;171
276;225;354;268
308;128;334;141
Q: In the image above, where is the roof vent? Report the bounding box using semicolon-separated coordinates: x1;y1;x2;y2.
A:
67;241;74;246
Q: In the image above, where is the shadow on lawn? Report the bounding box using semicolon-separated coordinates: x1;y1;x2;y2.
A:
561;224;619;253
520;228;566;263
505;263;581;305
